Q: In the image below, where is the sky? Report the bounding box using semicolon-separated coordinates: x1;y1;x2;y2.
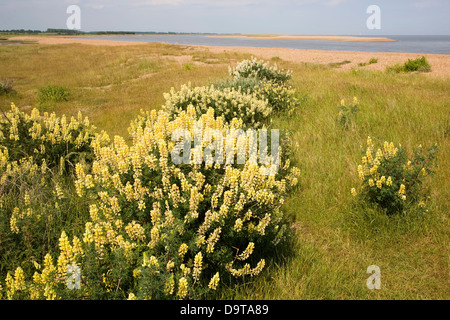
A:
0;0;449;35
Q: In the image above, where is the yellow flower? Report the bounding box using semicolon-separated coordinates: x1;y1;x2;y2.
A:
14;267;25;291
125;221;146;241
357;165;364;180
193;251;203;281
234;218;243;232
421;167;427;176
386;176;393;186
178;243;188;259
238;242;255;261
351;188;357;196
208;272;220;290
376;179;383;189
165;274;175;295
398;184;406;195
177;277;188;299
133;269;141;279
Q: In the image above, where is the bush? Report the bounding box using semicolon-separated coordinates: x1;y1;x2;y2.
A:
0;104;110;297
1;106;300;300
0;103;106;171
351;136;438;215
0;78;14;95
214;77;299;114
229;57;292;84
162;83;272;128
38;85;69;105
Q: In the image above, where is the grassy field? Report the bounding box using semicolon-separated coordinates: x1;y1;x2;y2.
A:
1;42;449;299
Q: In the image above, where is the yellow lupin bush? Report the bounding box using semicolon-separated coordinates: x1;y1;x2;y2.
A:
161;83;272;128
352;136;438;214
66;106;299;299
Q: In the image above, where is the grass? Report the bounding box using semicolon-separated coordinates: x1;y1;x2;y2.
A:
0;42;449;299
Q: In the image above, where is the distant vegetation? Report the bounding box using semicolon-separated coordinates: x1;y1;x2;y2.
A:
358;57;378;67
0;29;222;36
387;56;431;73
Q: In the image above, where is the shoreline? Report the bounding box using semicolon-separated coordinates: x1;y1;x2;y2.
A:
7;35;450;77
207;34;398;42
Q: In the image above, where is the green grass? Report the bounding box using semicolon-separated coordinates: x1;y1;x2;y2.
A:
0;42;449;299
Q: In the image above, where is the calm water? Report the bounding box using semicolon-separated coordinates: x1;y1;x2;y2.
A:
77;35;450;54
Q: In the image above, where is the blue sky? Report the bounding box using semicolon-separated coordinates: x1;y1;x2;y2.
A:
0;0;449;35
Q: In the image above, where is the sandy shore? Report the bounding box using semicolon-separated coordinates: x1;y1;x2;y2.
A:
208;35;397;42
197;45;450;78
8;35;450;78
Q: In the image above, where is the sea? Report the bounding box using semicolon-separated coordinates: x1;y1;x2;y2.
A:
75;35;450;55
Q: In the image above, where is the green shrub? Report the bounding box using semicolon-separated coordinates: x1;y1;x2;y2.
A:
403;56;431;72
351;136;438;215
387;56;431;73
38;85;69;105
